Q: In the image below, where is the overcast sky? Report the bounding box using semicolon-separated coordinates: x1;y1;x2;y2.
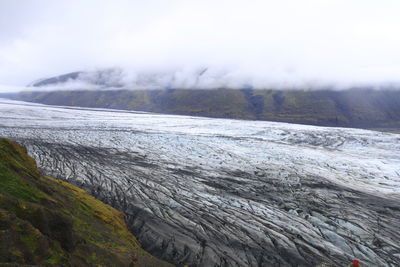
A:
1;0;400;91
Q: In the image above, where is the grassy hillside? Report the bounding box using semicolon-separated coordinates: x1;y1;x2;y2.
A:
9;88;400;128
0;137;173;267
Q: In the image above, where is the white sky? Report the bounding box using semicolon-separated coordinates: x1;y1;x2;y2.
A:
1;0;400;91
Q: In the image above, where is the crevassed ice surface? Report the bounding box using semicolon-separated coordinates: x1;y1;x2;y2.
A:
0;99;399;267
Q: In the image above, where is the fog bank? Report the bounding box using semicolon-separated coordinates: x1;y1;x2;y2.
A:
1;0;400;92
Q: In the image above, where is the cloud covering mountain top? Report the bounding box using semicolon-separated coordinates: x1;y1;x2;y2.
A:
1;0;400;92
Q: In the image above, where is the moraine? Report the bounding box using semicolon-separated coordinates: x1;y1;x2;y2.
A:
0;99;399;267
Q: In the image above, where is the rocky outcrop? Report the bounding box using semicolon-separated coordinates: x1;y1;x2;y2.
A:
0;137;173;267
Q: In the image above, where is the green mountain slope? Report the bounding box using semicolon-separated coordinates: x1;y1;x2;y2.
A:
7;88;400;128
0;138;174;267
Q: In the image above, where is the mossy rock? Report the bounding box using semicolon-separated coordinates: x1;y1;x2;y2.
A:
0;138;174;267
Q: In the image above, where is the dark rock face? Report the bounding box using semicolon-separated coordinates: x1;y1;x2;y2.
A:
30;68;124;88
0;100;399;266
31;71;82;87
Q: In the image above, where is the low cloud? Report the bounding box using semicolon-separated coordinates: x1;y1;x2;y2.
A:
1;0;400;92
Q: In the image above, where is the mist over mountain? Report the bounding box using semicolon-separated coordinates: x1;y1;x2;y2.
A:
26;68;400;91
30;68;219;90
26;67;332;91
3;87;397;131
30;69;124;89
2;1;400;89
0;69;387;129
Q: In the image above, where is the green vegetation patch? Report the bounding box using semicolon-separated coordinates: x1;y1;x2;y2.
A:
0;139;48;203
0;138;173;267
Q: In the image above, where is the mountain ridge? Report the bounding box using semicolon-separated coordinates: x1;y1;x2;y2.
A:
5;88;400;129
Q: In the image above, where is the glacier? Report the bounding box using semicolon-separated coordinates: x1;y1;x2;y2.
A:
0;99;399;266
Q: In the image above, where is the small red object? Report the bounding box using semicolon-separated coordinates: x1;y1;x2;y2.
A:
353;259;360;267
